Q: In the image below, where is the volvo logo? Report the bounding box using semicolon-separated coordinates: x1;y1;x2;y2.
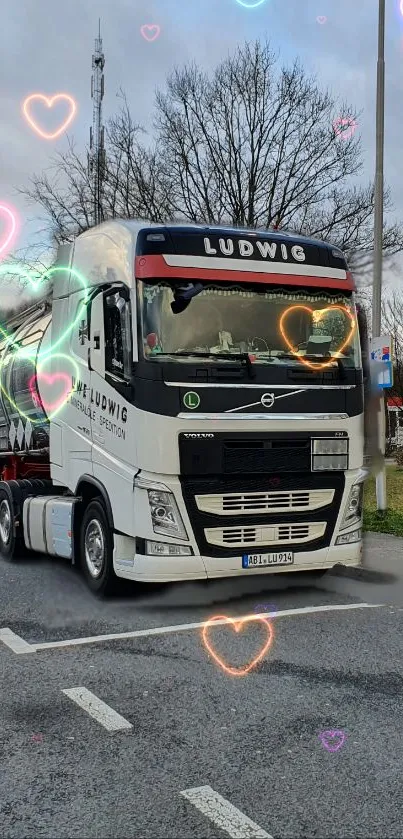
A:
184;433;214;438
261;393;275;408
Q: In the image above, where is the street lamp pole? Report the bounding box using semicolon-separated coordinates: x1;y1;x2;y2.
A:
372;0;387;510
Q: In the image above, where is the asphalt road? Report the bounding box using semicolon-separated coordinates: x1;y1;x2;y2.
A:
1;533;403;839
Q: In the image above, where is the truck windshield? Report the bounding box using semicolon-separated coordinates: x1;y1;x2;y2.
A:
137;280;361;369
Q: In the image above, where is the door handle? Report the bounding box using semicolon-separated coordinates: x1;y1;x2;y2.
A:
94;333;100;350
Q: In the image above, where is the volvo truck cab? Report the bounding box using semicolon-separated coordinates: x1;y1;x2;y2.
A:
0;220;367;593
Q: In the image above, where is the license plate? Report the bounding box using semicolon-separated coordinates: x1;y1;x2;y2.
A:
242;552;294;568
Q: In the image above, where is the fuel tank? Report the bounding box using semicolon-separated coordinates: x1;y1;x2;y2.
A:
0;302;52;452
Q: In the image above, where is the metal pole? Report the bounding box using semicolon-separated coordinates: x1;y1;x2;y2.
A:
372;0;387;510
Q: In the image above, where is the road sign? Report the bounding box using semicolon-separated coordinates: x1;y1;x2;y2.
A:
377;360;393;388
370;335;393;390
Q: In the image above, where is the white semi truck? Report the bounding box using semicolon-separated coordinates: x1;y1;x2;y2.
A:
0;220;369;594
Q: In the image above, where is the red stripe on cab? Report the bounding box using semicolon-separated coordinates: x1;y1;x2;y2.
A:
135;255;355;291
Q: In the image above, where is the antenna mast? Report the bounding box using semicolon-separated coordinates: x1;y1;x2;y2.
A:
88;19;106;227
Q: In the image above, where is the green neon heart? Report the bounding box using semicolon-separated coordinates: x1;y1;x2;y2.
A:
0;263;90;359
0;352;79;423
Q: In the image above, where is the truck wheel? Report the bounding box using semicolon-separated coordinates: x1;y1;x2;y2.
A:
0;487;24;560
79;498;116;595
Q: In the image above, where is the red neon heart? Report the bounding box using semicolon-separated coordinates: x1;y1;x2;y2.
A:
29;371;72;413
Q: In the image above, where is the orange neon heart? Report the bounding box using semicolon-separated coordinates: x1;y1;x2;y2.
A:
279;304;356;370
202;614;274;676
22;93;77;140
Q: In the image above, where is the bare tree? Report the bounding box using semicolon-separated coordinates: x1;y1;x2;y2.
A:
155;41;402;275
18;138;97;245
18;41;403;275
105;92;172;223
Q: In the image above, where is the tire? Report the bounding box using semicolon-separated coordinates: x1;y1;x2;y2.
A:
0;486;25;561
79;497;116;595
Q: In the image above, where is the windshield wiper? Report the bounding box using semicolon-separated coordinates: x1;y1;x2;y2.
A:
274;352;347;380
302;354;347;377
293;354;347;379
154;351;256;379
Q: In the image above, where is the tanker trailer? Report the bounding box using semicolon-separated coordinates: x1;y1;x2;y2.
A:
0;299;66;557
0;300;52;464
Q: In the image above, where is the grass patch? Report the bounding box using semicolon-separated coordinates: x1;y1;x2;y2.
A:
363;508;403;537
363;465;403;536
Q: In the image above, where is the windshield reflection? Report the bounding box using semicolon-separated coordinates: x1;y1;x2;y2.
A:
137;280;361;368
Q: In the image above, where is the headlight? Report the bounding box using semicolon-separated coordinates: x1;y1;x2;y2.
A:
312;438;348;471
148;489;188;540
339;483;363;531
134;476;189;540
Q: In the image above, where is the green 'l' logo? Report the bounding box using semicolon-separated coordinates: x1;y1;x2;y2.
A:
183;391;200;410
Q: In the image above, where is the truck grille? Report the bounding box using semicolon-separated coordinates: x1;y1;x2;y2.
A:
195;488;334;516
179;431;312;475
204;522;326;548
223;442;310;473
180;472;345;558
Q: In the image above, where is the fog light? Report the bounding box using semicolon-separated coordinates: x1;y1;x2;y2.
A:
146;540;193;556
336;528;362;545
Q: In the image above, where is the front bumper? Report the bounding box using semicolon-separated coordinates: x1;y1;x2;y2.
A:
114;540;363;583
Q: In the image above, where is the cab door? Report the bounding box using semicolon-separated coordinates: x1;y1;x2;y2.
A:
88;285;136;537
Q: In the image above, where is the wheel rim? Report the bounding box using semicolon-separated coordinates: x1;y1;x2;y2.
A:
0;499;12;546
84;518;105;579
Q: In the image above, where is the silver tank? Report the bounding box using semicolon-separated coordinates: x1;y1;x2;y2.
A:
0;301;52;452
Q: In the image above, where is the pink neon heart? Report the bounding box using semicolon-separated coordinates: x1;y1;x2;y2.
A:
316;16;327;24
0;203;18;259
29;371;72;413
319;729;346;752
22;93;77;141
140;24;160;42
333;117;357;140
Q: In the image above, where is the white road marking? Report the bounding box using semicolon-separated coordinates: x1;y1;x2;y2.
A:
62;687;133;732
181;785;273;838
0;602;382;654
0;628;35;654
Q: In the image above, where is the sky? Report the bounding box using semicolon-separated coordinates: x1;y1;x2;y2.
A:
1;0;403;303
